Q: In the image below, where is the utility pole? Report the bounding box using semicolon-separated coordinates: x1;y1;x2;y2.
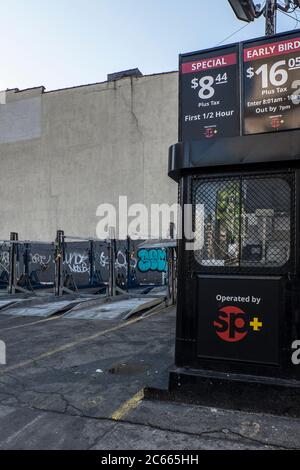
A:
265;0;277;36
228;0;295;37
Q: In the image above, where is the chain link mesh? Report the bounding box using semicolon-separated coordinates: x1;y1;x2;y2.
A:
190;172;295;275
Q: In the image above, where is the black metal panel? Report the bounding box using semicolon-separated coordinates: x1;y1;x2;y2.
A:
196;276;281;366
173;168;300;380
168;130;300;182
64;242;91;288
179;44;240;141
28;243;55;287
168;367;300;417
243;32;300;135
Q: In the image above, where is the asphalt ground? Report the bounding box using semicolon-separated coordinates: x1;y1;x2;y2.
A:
0;305;299;450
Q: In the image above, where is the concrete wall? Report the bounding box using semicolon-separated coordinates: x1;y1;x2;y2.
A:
0;72;178;241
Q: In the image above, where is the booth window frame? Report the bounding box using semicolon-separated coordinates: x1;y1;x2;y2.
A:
190;170;296;276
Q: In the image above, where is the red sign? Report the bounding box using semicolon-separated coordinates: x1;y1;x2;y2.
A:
181;53;237;74
244;37;300;62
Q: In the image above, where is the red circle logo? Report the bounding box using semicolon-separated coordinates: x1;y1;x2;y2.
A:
214;306;248;343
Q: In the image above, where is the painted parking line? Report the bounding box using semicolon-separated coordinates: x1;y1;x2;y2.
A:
0;306;170;375
111;389;144;421
0;315;59;332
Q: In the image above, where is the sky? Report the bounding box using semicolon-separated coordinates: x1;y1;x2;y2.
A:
0;0;298;91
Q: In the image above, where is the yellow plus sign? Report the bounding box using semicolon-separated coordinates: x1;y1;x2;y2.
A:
250;318;263;332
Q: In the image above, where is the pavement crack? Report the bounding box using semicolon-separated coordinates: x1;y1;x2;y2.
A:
87;422;119;450
0;374;83;416
0;374;297;450
5;400;296;450
111;419;297;450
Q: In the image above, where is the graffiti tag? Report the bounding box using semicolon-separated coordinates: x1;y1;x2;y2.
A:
30;253;52;266
65;252;89;274
137;249;167;273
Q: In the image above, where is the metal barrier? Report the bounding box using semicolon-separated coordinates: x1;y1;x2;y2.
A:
0;241;10;288
54;231;108;296
0;230;177;304
1;233;56;295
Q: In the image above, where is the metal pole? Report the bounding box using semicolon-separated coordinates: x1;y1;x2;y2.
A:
89;240;94;286
265;0;277;36
167;223;176;306
24;243;30;278
126;236;131;291
54;230;64;297
8;232;18;295
108;227;116;297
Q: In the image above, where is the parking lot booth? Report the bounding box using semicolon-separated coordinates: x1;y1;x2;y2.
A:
168;129;300;413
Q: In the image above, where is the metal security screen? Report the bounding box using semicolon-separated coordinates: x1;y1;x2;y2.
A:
191;172;294;274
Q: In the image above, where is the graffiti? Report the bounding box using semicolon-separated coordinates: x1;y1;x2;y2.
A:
64;252;89;274
0;241;166;287
129;253;138;270
115;250;136;270
30;253;52;267
116;251;127;270
99;251;109;268
98;250;138;271
115;251;138;270
137;249;167;273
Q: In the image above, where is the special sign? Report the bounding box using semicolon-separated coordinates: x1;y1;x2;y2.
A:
244;33;300;135
180;46;240;141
